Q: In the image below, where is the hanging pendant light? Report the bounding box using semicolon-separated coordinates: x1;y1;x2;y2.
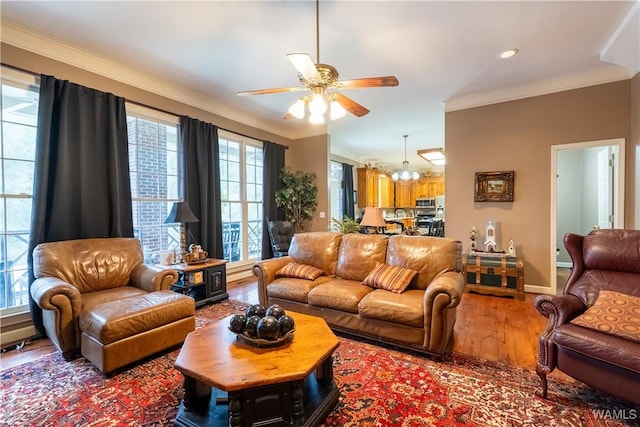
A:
392;135;420;181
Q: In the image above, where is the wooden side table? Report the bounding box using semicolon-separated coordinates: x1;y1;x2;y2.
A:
463;253;525;300
165;258;229;307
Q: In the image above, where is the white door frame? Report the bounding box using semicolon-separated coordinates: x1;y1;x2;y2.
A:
548;138;625;295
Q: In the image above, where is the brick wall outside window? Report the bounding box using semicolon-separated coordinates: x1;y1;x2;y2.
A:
128;115;179;263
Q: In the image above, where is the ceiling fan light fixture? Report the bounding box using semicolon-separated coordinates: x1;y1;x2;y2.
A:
288;98;306;119
329;98;346;120
309;91;327;115
309;112;325;125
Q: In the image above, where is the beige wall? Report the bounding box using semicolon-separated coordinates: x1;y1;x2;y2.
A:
445;79;636;291
289;134;330;231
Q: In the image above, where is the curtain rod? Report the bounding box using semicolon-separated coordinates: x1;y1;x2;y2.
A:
1;63;289;149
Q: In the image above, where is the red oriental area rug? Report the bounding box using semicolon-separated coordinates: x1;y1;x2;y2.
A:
1;300;636;426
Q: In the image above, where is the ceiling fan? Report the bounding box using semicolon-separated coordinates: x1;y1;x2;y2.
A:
236;0;399;123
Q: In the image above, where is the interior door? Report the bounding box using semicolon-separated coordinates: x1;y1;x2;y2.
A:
596;147;614;229
550;138;625;295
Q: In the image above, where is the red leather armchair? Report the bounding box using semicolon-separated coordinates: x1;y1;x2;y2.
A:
534;229;640;404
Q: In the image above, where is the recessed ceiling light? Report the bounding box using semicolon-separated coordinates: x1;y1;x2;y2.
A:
499;49;519;59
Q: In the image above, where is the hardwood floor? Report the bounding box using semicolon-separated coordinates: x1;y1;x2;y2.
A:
0;277;560;380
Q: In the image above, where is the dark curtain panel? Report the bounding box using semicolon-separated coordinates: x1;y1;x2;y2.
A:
342;163;355;220
262;141;286;259
28;75;133;336
180;116;223;259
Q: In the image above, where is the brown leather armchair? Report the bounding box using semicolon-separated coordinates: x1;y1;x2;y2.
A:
31;238;195;373
534;229;640;404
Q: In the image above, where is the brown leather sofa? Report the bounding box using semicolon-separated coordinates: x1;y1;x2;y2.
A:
534;229;640;404
31;237;196;374
252;232;465;359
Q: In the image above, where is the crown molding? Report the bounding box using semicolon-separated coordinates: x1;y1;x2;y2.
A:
444;66;633;112
1;22;297;139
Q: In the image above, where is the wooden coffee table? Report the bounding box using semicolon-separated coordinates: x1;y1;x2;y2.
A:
174;311;340;427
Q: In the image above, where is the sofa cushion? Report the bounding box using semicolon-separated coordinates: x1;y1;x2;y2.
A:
308;279;374;313
33;238;145;294
554;324;640;372
570;290;640;343
266;276;332;304
358;289;425;328
276;262;325;280
289;232;343;276
362;262;417;293
335;234;388;282
79;291;195;345
386;235;462;290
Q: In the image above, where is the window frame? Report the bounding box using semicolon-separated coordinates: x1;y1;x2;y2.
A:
126;103;181;264
218;130;263;265
0;67;40;317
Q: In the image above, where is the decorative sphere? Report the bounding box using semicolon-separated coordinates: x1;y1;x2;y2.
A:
229;314;247;334
245;315;261;338
246;304;266;318
257;316;280;340
265;304;286;319
278;315;295;335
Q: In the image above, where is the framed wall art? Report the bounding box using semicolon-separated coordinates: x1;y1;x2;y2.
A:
474;170;515;202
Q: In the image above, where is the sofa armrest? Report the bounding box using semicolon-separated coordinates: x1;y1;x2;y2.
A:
252;256;293;305
423;271;466;355
424;271;466;309
534;293;585;328
31;276;82;313
30;277;83;358
534;293;585;375
131;264;179;292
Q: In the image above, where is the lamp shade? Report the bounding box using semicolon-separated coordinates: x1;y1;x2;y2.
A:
360;207;386;227
164;201;199;224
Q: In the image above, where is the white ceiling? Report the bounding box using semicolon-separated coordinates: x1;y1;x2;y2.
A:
1;1;638;173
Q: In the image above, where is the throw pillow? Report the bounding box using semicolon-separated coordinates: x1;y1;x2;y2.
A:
276;263;325;280
362;262;418;293
570;290;640;344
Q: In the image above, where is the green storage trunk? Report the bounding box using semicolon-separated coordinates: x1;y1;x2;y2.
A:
463;254;524;300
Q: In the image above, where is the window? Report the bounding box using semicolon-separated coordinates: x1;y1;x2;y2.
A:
126;104;180;264
0;68;39;314
219;131;263;264
330;161;344;221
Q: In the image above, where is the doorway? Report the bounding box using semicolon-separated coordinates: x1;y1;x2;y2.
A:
550;138;625;295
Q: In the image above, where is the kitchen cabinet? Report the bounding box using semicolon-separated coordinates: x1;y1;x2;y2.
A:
395;181;416;208
357;167;379;207
415;176;445;198
379;174;395;208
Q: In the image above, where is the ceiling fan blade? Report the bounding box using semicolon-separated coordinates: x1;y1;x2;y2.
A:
287;53;320;80
236;86;307;96
336;76;399;89
333;92;370;117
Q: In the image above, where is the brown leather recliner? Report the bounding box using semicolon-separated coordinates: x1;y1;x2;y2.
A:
31;237;196;374
534;229;640;404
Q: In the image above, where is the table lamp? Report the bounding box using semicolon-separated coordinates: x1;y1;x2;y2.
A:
360;207;387;234
164;201;199;261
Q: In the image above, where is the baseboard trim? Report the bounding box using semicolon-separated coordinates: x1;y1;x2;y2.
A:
1;325;36;348
525;284;555;295
556;262;572;268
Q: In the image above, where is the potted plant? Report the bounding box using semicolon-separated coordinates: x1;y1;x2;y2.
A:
329;216;361;234
275;167;318;233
